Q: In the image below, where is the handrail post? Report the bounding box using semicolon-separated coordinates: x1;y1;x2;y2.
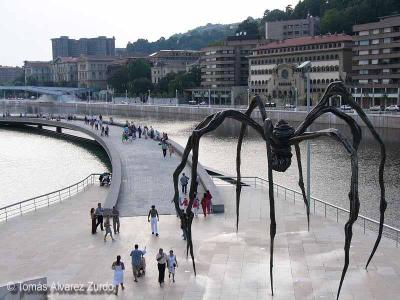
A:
34;199;36;211
284;189;286;201
397;231;399;247
69;187;71;197
59;191;61;202
47;195;50;206
20;203;22;216
324;204;326;217
5;209;7;221
364;218;366;234
336;207;338;222
254;177;256;188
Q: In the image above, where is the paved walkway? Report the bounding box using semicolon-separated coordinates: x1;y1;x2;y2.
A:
69;120;196;217
1;182;399;299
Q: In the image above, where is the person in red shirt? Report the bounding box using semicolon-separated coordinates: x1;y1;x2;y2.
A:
201;193;208;218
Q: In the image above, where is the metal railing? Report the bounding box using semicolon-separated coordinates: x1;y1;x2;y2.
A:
0;173;101;222
211;175;400;247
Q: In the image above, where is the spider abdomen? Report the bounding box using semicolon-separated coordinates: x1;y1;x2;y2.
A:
270;119;294;172
271;145;292;172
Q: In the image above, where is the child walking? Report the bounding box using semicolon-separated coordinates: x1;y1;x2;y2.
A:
104;215;115;241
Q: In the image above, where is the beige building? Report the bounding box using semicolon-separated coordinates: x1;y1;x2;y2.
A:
150;50;201;84
352;15;400;107
52;57;79;87
78;56;116;89
24;61;52;85
248;34;353;105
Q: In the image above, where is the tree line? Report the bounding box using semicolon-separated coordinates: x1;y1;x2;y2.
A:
239;0;400;37
107;59;201;98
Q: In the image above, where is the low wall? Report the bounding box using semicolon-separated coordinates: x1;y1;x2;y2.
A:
2;100;398;129
167;140;224;213
0;277;47;300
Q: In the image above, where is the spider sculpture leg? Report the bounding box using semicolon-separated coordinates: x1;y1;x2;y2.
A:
294;143;310;231
172;110;265;276
290;129;358;300
298;82;386;269
264;118;277;296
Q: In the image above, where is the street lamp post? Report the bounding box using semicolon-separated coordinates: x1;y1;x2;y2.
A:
294;87;298;111
208;89;211;108
148;89;151;105
247;88;250;107
297;61;312;215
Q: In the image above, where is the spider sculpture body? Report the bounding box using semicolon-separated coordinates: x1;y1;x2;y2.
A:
172;82;386;299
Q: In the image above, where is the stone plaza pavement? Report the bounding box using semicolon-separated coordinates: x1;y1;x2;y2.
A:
69;120;196;217
1;181;400;300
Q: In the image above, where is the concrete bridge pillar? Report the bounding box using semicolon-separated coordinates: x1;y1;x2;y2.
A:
56;127;62;133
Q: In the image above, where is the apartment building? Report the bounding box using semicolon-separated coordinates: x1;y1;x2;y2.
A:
352;15;400;107
78;56;116;89
201;35;260;88
24;61;53;85
149;50;201;84
52;57;79;87
51;36;116;59
265;15;320;41
0;66;23;84
248;34;353;105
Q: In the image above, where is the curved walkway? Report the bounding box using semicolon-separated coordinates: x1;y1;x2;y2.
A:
69;119;196;216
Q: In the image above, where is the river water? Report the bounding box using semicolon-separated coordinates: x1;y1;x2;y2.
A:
0;126;109;207
1;103;399;229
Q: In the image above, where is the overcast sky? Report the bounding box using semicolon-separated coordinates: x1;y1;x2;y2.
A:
0;0;298;66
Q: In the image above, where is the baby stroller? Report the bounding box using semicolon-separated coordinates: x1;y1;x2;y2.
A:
137;257;146;277
99;173;112;186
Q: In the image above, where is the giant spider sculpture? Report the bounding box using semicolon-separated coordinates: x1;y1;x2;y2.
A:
172;81;386;299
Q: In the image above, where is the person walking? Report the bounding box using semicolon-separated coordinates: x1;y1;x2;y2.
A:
161;141;168;158
95;203;104;231
104;215;115;241
193;194;200;217
156;248;167;285
148;205;159;236
206;190;213;215
180;173;189;194
138;126;142;138
130;244;146;282
167;250;178;283
168;143;174;157
201;193;208;218
112;206;120;234
112;255;125;295
105;125;109;137
90;208;96;234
